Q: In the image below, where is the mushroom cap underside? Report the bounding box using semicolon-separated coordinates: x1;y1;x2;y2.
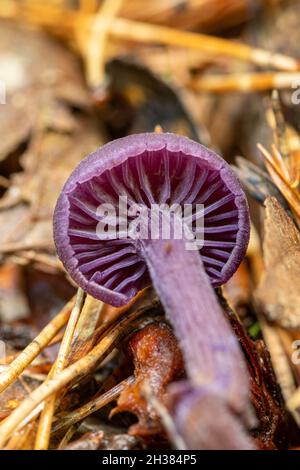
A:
54;133;250;306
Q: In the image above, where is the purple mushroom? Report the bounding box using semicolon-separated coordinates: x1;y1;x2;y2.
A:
53;132;254;449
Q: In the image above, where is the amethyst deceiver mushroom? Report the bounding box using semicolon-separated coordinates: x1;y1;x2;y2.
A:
53;132;253;449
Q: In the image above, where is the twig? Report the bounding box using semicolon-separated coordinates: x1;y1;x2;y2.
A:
0;2;299;72
52;376;134;433
66;295;104;365
268;90;289;160
0;305;144;447
85;0;124;88
109;18;300;71
0;296;75;394
57;425;78;449
142;381;187;450
4;422;36;450
191;71;300;93
258;143;300;220
0;241;52;254
16;251;62;271
34;288;86;450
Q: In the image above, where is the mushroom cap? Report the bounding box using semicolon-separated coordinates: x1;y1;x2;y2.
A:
54;133;250;306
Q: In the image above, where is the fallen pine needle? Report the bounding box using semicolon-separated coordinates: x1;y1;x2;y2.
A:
142;382;186;450
191;71;300;93
258;143;300;220
34;288;86;450
57;424;78;449
66;295;104;365
1;2;299;72
0;305;144;447
108;18;300;72
85;0;124;88
0;296;75;394
52;376;134;433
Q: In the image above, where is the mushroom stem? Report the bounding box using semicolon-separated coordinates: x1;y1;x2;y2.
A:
140;236;249;413
140;236;255;448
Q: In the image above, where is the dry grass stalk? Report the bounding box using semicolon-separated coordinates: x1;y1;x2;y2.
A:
108;18;300;72
66;295;104;364
13;251;62;271
34;288;86;450
53;376;134;433
85;0;124;88
0;296;75;394
258;143;300;220
120;0;257;30
57;425;78;449
268;90;289;160
0;305;145;447
142;381;186;450
191;71;300;93
0;241;52;254
0;1;299;74
4;421;36;450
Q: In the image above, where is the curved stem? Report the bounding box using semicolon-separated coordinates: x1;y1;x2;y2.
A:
140;235;256;449
140;236;249;413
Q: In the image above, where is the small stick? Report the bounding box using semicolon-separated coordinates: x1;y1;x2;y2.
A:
142;382;186;450
0;241;51;254
269;90;289;161
4;421;36;450
191;71;300;93
34;288;85;450
0;2;299;72
66;295;104;365
258;143;300;219
0;306;143;447
109;18;300;72
57;425;78;449
0;297;75;394
85;0;124;88
65;290;155;366
16;251;62;271
52;376;134;433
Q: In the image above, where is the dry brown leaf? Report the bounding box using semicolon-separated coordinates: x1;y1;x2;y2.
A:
112;321;184;437
0;21;105;269
256;196;300;329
